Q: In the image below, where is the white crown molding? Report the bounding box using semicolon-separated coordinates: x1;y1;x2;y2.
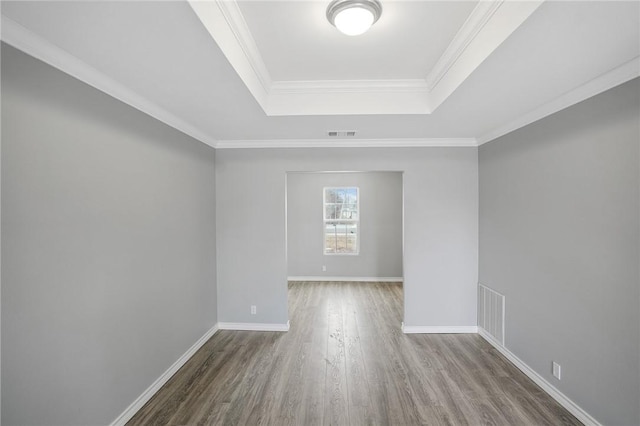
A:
214;138;478;149
268;89;431;115
271;79;429;95
110;324;219;426
0;15;218;149
212;0;272;93
479;328;601;426
427;0;545;111
425;1;504;91
188;0;271;111
477;56;640;145
269;91;433;115
218;321;290;332
268;79;431;115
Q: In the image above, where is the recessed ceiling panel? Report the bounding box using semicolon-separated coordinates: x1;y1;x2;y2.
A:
237;0;478;81
1;0;637;145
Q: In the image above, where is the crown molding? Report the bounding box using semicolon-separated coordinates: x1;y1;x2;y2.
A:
477;56;640;145
0;15;218;148
271;79;429;95
425;1;504;92
427;0;545;111
268;79;431;115
188;0;271;111
214;138;478;149
213;0;272;93
267;90;431;115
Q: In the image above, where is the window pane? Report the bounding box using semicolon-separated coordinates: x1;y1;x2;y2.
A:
324;222;357;254
342;203;357;219
325;204;337;220
344;188;357;203
324;187;358;255
325;188;340;203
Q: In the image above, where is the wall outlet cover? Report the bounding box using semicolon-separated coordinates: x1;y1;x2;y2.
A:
552;361;561;380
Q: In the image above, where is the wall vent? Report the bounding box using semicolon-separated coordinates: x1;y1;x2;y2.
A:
327;130;356;137
478;284;505;346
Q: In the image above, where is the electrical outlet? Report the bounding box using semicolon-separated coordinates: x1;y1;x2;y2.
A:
251;305;257;315
322;265;327;272
552;361;561;380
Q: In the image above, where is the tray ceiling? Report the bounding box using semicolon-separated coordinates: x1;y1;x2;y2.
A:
236;1;477;81
1;1;638;147
189;0;546;115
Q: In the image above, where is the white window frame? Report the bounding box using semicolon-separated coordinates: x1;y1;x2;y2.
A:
323;186;360;256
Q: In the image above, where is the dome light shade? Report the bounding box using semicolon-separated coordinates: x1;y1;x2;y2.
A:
327;0;382;36
333;7;374;36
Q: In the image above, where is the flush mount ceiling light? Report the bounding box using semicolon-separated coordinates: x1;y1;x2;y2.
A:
326;0;382;36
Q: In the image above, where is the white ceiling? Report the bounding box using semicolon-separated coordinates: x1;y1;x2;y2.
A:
191;0;547;115
1;1;639;148
236;1;477;81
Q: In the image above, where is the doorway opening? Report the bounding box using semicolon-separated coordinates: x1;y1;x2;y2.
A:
285;171;404;331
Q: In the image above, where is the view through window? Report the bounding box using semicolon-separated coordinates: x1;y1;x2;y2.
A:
323;187;359;254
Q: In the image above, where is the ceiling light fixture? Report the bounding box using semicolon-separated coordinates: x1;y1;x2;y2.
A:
326;0;382;36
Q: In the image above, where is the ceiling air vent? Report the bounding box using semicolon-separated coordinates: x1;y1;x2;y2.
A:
328;130;356;137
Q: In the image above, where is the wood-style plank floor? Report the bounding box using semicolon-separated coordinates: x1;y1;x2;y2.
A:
128;282;582;425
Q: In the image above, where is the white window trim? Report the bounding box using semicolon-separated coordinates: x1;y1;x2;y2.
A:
323;186;360;256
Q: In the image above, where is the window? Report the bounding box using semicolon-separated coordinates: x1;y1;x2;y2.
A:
323;187;359;255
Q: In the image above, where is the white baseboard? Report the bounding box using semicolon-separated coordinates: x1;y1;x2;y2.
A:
110;323;220;426
402;323;478;334
107;320;599;426
288;276;403;282
218;321;290;332
478;327;601;426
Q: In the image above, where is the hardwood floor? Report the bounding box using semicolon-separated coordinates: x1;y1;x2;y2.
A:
128;282;581;425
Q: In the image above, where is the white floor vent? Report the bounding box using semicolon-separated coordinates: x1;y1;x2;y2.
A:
478;284;505;346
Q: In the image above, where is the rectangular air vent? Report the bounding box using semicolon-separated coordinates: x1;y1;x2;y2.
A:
327;130;356;137
478;284;505;346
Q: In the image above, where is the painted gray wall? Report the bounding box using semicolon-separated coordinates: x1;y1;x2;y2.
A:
287;172;403;279
216;148;478;327
1;45;218;425
479;78;639;425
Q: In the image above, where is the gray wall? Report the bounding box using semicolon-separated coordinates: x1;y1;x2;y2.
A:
287;172;403;279
1;45;218;425
216;148;478;327
479;78;639;425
